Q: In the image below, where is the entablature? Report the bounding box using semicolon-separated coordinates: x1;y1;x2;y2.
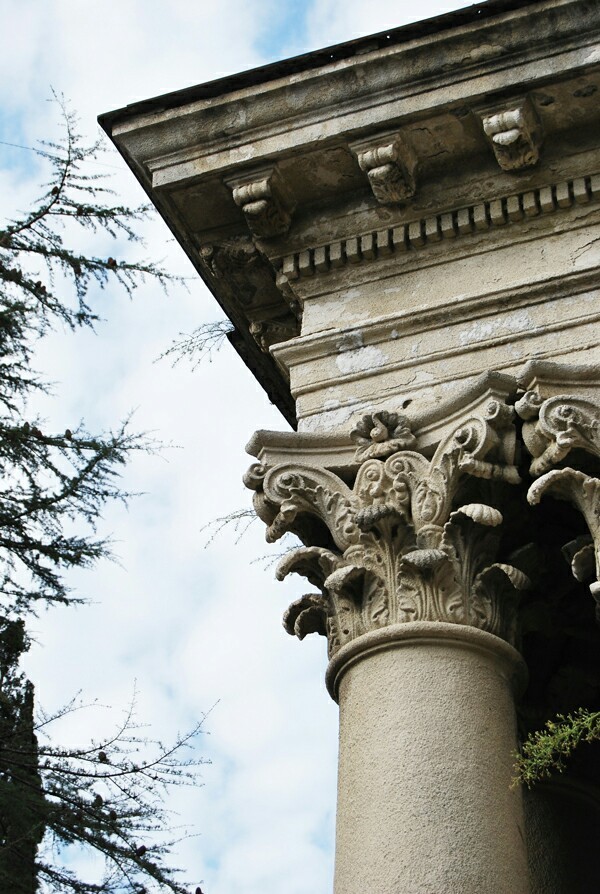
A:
100;0;600;428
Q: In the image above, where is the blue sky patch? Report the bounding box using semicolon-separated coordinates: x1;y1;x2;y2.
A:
255;2;312;62
0;106;46;187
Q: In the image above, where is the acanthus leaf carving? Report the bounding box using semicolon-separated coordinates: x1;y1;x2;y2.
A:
261;464;358;549
528;468;600;621
385;410;519;548
283;593;328;640
449;502;503;528
562;536;596;584
443;505;529;642
276;546;342;589
278;549;381;656
247;401;524;654
515;393;600;476
442;504;505;608
473;563;531;645
397;548;463;625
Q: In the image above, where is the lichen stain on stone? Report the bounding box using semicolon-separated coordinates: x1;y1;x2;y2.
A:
459;311;533;346
336;330;365;353
336;344;388;375
323;291;366;324
238;144;257;161
302;403;356;432
457;43;506;66
335;330;389;374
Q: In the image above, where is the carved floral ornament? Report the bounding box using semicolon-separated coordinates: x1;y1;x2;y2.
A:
350;410;416;461
244;400;530;657
515;390;600;620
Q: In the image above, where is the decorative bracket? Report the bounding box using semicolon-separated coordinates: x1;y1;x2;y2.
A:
226;166;295;239
480;98;542;171
249;318;299;353
350;133;418;204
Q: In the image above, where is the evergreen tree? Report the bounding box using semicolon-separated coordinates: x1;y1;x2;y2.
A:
0;97;204;893
0;620;44;894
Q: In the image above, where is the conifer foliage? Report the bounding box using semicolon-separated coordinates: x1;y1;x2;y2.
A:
0;98;204;893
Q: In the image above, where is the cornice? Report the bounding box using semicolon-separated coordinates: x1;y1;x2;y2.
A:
111;2;600;190
99;1;550;130
276;171;600;286
100;0;600;424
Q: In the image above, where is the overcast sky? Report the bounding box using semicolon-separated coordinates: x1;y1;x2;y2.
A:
1;1;472;891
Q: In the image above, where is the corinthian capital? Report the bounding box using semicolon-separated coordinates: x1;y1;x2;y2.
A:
245;403;527;655
529;470;600;621
516;391;600;477
518;388;600;619
516;365;600;620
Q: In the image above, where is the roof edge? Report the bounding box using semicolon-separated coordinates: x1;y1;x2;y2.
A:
98;0;548;134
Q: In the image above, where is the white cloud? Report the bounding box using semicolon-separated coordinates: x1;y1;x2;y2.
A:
2;1;470;891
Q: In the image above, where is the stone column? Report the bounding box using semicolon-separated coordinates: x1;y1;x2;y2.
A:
330;624;527;894
246;399;532;893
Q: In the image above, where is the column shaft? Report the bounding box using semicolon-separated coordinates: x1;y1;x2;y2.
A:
328;623;530;894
